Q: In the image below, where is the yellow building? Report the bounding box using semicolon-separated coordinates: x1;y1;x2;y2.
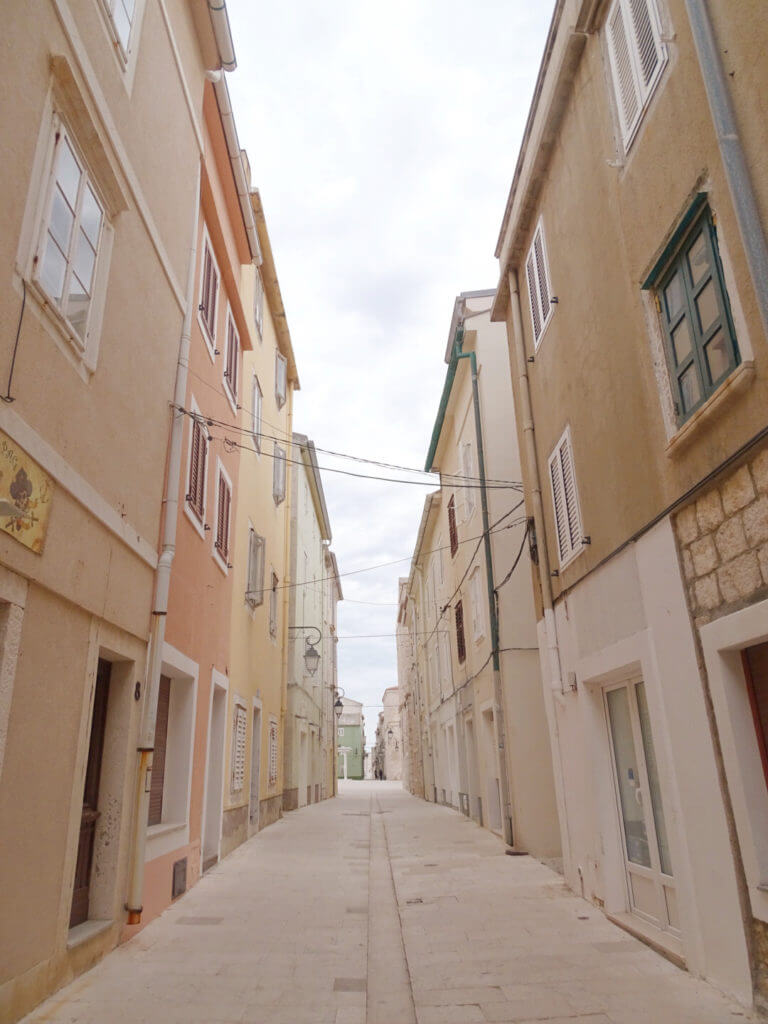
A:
222;189;299;855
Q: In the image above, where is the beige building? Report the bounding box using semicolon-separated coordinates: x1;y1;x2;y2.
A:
220;189;299;856
283;435;341;809
492;0;768;1010
398;292;561;861
373;687;403;781
397;578;426;798
0;1;233;1019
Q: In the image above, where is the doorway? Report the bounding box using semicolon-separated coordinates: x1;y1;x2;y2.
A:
202;677;227;872
249;705;261;831
481;708;501;834
70;659;111;928
605;680;678;933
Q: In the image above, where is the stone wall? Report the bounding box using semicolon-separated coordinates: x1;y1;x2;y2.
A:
674;444;768;627
259;794;282;830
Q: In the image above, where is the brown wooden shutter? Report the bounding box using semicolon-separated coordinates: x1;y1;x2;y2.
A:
744;643;768;793
189;419;202;519
455;600;466;664
227;322;238;399
148;675;171;827
448;495;458;557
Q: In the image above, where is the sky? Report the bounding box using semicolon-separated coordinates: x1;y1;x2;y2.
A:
225;0;553;743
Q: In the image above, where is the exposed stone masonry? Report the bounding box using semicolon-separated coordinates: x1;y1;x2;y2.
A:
675;444;768;627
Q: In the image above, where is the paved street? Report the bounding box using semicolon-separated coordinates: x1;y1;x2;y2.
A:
26;781;751;1024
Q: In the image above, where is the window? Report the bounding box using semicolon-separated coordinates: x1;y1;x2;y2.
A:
254;268;264;340
269;571;278;639
35;126;105;349
273;444;287;504
455;601;466;664
246;530;265;607
186;415;208;524
548;426;584;567
224;314;239;405
275;351;287;409
448;495;458;557
606;0;667;149
461;442;476;519
251;375;262;451
199;235;219;346
100;0;137;57
214;469;231;564
470;568;485;641
525;219;554;348
231;702;247;792
654;205;739;424
147;675;170;826
268;717;279;785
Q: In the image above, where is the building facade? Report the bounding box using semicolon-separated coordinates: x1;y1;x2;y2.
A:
374;687;403;781
337;697;365;780
283;434;341;810
492;0;768;1009
0;1;232;1019
398;292;561;862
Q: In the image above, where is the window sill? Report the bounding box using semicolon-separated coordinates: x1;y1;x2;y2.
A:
665;361;756;458
67;918;113;950
212;546;229;576
197;312;217;364
26;278;97;383
147;821;186;840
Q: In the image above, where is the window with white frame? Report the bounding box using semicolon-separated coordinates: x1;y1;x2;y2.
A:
548;426;584;567
251;374;262;450
199;234;219;347
470;567;485;641
525;219;554;348
275;351;287;409
186;412;208;524
246;529;265;607
34;125;106;350
100;0;137;58
273;443;286;504
606;0;667;150
224;313;239;405
254;267;264;339
214;468;232;565
269;571;279;639
268;717;279;785
231;701;247;792
461;441;476;519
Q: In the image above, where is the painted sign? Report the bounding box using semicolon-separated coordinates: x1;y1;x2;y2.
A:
0;431;53;554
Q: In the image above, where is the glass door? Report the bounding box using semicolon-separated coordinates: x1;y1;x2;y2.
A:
605;680;678;934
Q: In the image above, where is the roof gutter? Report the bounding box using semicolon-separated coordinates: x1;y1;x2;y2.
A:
212;75;262;265
207;0;236;71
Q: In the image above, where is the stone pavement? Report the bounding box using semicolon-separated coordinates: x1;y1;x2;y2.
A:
24;781;753;1024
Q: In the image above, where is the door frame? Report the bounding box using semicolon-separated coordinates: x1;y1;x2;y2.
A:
249;697;262;833
201;669;228;871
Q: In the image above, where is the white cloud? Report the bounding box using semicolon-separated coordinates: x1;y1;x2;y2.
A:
225;0;553;739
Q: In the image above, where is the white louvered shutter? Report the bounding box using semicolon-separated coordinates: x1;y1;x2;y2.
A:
607;0;666;147
548;428;583;566
268;720;278;784
525;221;554;347
231;705;247;791
246;531;265;606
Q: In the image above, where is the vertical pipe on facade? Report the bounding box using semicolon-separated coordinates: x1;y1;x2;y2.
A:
506;268;572;872
126;161;202;921
684;0;768;340
455;334;513;848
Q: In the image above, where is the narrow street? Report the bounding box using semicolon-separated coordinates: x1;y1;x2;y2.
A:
25;783;748;1024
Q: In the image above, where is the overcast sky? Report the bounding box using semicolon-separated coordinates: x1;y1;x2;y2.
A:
225;0;553;744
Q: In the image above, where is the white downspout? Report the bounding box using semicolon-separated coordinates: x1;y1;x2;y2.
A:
125;161;201;922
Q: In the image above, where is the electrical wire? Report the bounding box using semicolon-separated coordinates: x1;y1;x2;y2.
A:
176;401;522;488
2;279;26;403
494;520;530;592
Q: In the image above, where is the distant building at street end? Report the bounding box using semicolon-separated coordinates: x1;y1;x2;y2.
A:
373;687;402;780
337;697;365;780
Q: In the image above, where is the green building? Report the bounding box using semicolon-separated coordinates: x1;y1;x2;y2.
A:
337;697;365;779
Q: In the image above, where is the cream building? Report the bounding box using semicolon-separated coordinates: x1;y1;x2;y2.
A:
397;578;426;798
492;0;768;1010
0;1;234;1019
221;189;299;856
398;292;561;861
379;687;403;781
283;434;341;809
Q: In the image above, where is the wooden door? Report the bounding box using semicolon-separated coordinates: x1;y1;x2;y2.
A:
70;659;111;928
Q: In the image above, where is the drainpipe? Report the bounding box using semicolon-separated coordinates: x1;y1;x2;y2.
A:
125;161;202;923
206;0;237;72
684;0;768;339
506;268;572;871
455;330;514;848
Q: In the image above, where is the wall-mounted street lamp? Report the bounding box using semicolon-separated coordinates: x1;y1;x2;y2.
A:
334;684;345;722
288;624;322;677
